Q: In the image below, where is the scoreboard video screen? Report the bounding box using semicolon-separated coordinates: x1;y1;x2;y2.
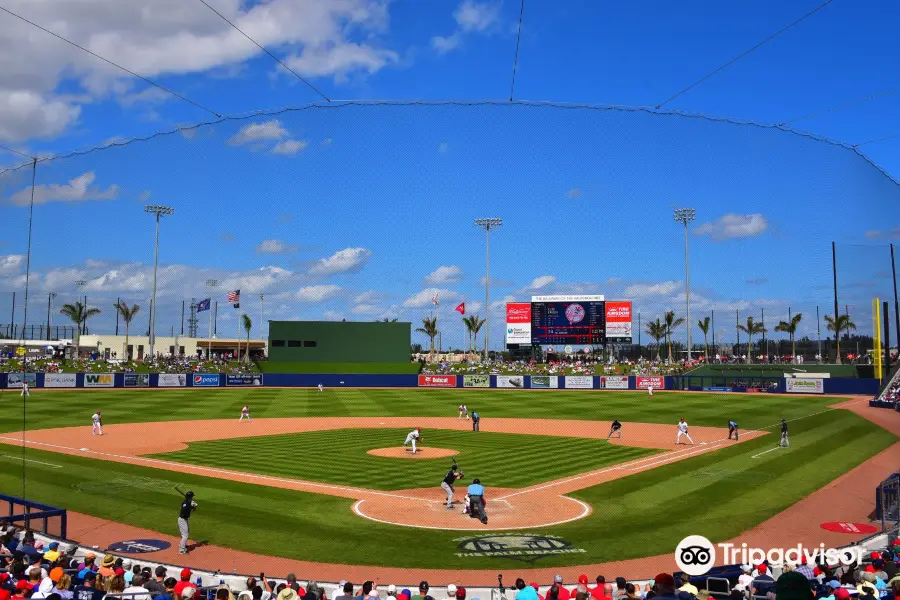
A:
530;297;606;345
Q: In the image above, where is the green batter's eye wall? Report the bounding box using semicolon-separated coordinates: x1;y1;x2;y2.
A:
267;320;411;363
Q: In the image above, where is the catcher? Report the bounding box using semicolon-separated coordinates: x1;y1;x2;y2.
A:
441;461;464;508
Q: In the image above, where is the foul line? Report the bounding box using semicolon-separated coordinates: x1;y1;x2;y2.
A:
751;447;782;459
0;436;441;504
0;453;62;468
351;495;591;531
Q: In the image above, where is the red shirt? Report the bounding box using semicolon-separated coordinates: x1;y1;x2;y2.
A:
556;588;571;600
590;588;609;600
174;581;197;596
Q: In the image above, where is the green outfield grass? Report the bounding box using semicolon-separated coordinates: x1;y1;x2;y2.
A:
0;388;846;434
149;428;658;490
0;405;892;569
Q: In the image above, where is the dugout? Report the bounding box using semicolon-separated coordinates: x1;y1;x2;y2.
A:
267;320;410;364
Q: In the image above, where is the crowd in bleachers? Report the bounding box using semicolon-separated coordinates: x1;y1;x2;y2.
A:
0;357;259;375
881;380;899;402
2;521;899;600
420;358;690;377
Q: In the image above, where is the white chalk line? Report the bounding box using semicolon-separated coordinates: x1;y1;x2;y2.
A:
0;453;62;468
0;436;441;504
351;495;591;531
751;447;782;459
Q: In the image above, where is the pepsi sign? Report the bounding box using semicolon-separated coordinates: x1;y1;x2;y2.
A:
193;374;220;387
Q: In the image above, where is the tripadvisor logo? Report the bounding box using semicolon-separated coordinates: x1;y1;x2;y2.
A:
675;536;865;576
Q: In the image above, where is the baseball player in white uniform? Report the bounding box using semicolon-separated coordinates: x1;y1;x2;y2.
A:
458;404;468;420
239;405;251;422
20;382;29;398
91;411;102;436
647;383;654;397
676;417;694;445
317;383;324;393
404;428;422;454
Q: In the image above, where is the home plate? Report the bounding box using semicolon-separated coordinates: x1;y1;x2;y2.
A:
380;422;385;425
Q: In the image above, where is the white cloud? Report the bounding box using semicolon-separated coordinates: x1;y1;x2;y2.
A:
295;284;342;302
256;239;300;254
0;254;24;276
8;171;119;206
354;290;383;304
693;213;769;241
321;138;333;146
322;310;344;321
308;247;371;276
566;188;583;199
424;265;462;285
480;276;515;287
220;232;236;243
351;303;382;315
271;140;308;155
228;120;288;146
623;281;681;298
529;275;557;289
431;35;460;54
438;141;449;153
454;1;501;32
0;0;402;143
865;224;900;240
403;288;460;308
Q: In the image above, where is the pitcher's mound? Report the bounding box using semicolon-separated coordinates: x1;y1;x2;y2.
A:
367;447;459;459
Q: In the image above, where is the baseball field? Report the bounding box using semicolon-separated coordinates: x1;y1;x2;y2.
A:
0;387;895;575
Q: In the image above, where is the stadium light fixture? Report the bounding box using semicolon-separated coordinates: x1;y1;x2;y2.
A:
145;205;175;359
474;218;503;361
674;208;696;362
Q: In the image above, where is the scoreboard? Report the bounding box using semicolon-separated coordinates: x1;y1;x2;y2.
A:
530;296;606;345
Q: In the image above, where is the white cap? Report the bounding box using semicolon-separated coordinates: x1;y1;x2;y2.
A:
448;585;457;595
387;586;396;594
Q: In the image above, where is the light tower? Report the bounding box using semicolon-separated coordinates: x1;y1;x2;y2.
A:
474;218;502;361
144;204;174;359
674;208;696;361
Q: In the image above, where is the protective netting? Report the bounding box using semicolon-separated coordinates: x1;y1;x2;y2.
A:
1;101;899;356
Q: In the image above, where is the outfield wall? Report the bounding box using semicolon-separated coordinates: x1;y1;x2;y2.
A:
0;372;880;394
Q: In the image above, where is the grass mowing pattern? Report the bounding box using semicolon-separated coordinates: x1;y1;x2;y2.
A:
0;409;892;569
0;388;844;434
148;428;658;490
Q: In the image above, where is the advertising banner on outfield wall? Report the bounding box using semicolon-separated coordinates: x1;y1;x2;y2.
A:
785;378;824;393
418;375;456;387
158;374;187;387
192;374;220;387
635;376;664;390
44;373;76;388
530;376;558;389
7;373;37;388
124;374;150;388
84;373;114;388
226;374;264;386
505;303;532;345
463;375;490;388
565;376;594;389
599;375;629;389
605;301;633;340
496;375;525;388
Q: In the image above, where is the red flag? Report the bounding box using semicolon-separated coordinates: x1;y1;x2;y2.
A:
455;302;466;315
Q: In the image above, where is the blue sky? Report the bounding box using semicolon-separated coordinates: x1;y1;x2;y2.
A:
1;0;899;349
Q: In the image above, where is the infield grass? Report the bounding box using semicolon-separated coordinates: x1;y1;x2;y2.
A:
149;428;658;490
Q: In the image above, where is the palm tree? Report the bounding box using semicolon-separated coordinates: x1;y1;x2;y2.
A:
416;316;439;357
470;315;486;356
824;313;856;364
113;301;140;360
736;316;767;363
241;314;252;362
664;311;685;363
377;317;399;322
461;316;475;352
59;301;101;358
774;313;803;360
645;319;666;361
697;316;711;360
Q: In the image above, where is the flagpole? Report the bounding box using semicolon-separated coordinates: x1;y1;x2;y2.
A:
206;279;217;361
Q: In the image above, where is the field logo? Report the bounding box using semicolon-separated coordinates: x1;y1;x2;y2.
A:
107;539;171;553
675;536;864;576
675;535;716;576
84;373;114;388
455;533;585;563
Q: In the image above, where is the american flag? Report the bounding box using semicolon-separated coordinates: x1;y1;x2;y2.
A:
227;289;240;303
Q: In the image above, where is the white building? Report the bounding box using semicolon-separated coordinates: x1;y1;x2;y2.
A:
76;334;267;360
